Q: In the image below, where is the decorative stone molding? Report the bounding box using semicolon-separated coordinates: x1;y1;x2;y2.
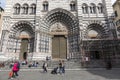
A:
50;22;68;35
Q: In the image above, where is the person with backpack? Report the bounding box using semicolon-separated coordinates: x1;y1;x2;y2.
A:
12;61;20;78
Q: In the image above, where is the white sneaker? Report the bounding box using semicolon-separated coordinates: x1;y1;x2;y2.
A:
10;77;14;79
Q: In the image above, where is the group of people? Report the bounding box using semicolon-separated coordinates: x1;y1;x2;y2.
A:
51;60;65;74
43;60;65;75
8;59;65;79
28;61;39;68
58;60;65;74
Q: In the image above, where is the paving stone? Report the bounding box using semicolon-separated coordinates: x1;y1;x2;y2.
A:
0;68;120;80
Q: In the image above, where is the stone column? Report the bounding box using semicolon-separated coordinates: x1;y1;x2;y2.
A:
35;31;40;53
96;6;99;17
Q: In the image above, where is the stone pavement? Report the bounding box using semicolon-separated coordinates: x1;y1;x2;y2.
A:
0;68;120;80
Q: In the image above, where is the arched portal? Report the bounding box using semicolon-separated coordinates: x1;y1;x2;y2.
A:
10;21;35;60
81;23;110;67
50;23;68;59
44;8;80;59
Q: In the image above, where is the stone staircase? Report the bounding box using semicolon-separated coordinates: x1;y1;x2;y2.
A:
1;59;120;70
18;59;82;69
19;60;106;69
47;60;82;69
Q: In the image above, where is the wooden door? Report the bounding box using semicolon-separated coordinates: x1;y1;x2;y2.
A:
52;35;67;59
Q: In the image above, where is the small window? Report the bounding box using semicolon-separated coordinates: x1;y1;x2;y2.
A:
90;3;96;14
115;11;118;17
14;3;21;14
98;3;103;13
30;4;36;14
82;3;88;14
43;1;48;11
70;1;76;11
22;4;29;14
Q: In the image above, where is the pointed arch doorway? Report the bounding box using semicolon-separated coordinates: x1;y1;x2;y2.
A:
19;36;34;60
11;21;35;60
19;32;31;60
44;8;80;60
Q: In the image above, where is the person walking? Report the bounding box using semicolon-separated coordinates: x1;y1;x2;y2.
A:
61;60;65;73
12;61;20;78
58;60;63;74
42;61;48;72
58;60;65;74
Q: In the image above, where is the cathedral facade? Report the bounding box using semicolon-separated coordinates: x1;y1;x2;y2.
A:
0;0;115;62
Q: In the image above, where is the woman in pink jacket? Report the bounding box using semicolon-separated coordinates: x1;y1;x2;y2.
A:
12;61;19;77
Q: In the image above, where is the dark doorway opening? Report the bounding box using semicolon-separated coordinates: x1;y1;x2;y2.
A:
90;51;100;59
23;52;27;60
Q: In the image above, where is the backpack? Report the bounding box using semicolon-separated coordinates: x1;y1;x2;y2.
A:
17;62;20;69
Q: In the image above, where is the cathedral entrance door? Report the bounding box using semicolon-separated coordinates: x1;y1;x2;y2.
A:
52;35;67;59
20;38;29;60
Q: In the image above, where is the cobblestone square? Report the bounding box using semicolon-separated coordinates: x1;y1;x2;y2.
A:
0;68;120;80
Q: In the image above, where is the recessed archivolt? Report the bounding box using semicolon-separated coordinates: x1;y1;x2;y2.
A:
43;8;79;33
82;21;109;39
44;8;76;20
10;21;35;38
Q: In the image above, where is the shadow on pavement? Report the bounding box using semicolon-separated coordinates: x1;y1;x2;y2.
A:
86;68;120;79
